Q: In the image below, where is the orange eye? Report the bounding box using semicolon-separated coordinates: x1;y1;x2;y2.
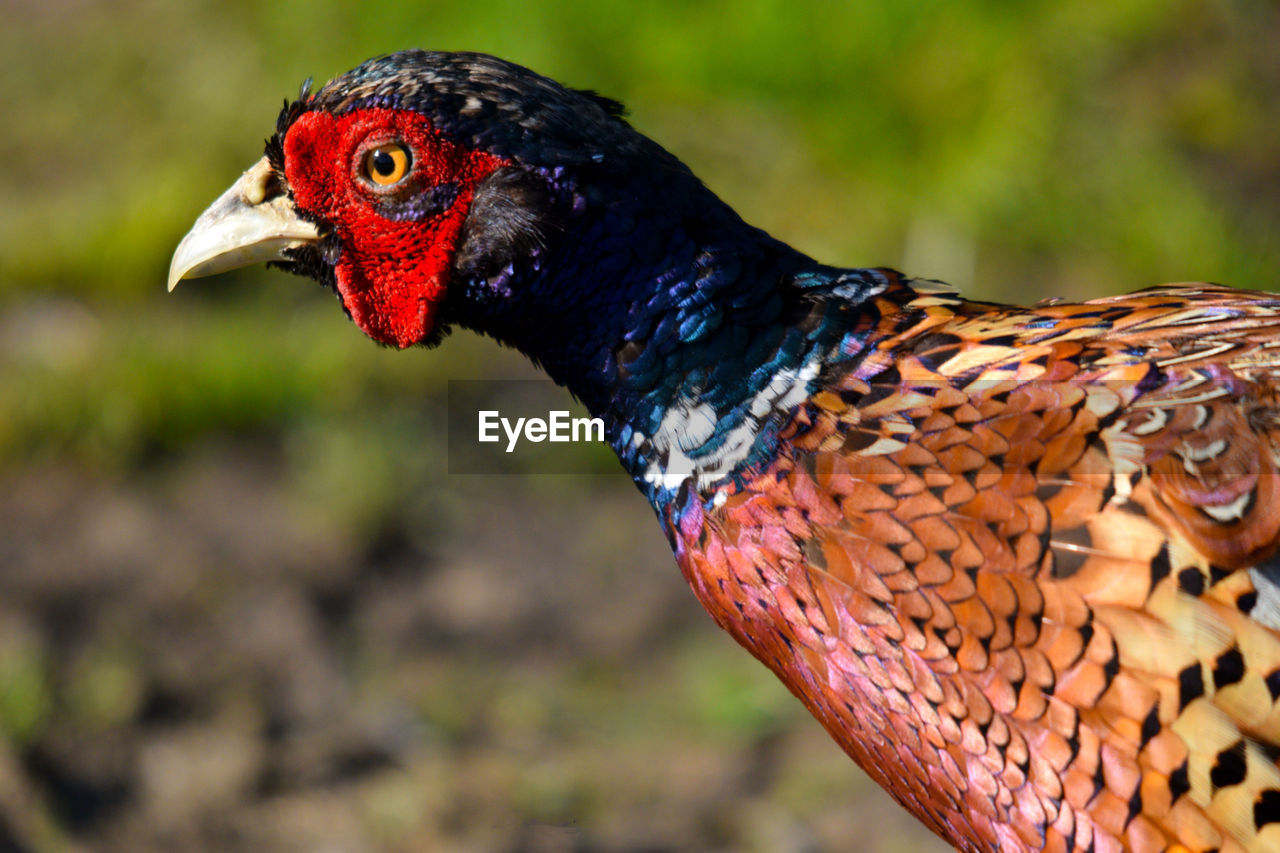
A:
362;143;411;186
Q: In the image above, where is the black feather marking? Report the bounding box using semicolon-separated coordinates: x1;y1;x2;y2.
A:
1256;789;1280;829
1102;641;1120;684
1209;741;1247;791
1239;589;1258;614
1124;786;1143;828
1090;760;1106;802
841;429;881;452
1178;663;1205;710
1135;363;1165;394
1169;760;1190;801
1098;475;1116;507
1266;668;1280;701
1213;646;1245;690
1177;567;1205;596
1149;546;1171;589
1139;705;1160;749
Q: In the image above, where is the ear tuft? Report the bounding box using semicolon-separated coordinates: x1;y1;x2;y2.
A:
572;88;628;119
453;167;555;282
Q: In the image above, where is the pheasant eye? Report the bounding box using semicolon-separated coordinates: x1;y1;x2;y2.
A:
362;142;411;187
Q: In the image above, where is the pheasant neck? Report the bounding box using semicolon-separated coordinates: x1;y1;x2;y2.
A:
453;168;888;509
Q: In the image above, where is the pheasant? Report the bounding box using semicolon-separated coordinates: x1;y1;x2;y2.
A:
169;50;1280;852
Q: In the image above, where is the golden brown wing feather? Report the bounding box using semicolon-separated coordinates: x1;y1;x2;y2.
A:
671;282;1280;852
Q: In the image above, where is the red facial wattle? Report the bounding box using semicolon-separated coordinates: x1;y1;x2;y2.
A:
283;108;507;348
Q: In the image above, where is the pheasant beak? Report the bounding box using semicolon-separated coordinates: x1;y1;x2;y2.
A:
168;157;321;292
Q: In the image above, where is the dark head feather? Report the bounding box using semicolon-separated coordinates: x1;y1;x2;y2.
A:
268;51;653;171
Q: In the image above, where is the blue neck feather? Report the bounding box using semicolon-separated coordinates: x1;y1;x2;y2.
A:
451;157;888;513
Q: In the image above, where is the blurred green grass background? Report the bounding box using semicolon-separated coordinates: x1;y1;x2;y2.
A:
0;1;1277;851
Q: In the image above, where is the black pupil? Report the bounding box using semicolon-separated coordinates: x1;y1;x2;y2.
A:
372;149;397;177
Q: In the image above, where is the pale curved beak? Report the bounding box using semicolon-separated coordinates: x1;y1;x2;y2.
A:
167;157;321;292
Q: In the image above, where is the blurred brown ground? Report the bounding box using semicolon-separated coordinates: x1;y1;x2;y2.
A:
0;438;943;851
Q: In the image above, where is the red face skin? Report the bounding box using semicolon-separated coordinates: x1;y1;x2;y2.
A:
283;108;507;348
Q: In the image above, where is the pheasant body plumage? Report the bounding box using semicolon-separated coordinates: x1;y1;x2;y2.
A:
170;50;1280;851
668;277;1280;852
